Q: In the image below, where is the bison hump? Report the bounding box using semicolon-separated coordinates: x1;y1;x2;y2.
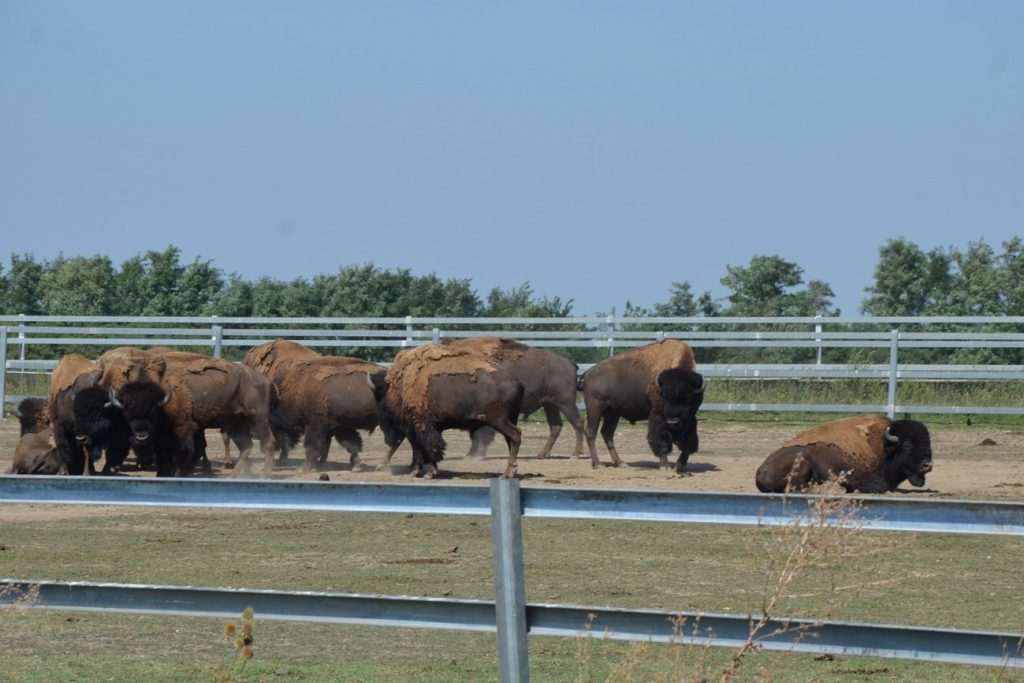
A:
782;414;891;471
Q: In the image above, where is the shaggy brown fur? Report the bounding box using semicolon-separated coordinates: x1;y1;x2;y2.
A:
8;428;62;474
384;341;498;421
615;339;698;410
47;354;100;421
96;347;153;390
243;339;320;383
782;414;891;472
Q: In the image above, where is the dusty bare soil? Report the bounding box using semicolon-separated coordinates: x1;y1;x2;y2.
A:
3;415;1022;501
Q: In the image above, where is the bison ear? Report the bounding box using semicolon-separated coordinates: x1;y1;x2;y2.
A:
108;388;123;409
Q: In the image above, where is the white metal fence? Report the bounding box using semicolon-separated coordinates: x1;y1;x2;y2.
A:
3;315;1024;419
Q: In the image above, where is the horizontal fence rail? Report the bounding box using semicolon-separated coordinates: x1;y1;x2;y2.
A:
3;315;1024;418
1;477;1022;677
2;580;1021;670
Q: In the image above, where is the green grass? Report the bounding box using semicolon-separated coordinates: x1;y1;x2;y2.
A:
1;506;1022;681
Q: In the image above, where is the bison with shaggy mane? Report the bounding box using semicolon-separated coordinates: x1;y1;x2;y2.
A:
580;339;706;472
755;414;934;494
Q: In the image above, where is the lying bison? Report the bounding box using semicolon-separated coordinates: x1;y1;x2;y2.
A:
755;414;934;494
7;428;63;474
580;339;706;472
369;341;525;479
15;397;49;436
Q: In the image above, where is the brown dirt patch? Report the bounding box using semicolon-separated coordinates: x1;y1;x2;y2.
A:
2;416;1022;516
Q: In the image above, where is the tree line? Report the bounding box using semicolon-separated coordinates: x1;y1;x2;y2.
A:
2;237;1022;363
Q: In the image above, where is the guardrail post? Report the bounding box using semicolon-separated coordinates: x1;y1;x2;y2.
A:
887;329;899;419
490;477;530;683
0;327;7;419
211;324;224;359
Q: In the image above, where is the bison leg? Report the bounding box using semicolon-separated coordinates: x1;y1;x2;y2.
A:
333;428;364;470
646;414;675;470
559;401;586;459
220;429;233;468
535;405;563;459
490;419;522;479
583;403;604;469
303;425;331;472
600;414;624;467
466;426;495;459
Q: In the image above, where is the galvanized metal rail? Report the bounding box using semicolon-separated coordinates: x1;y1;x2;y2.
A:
1;580;1021;670
1;476;1023;679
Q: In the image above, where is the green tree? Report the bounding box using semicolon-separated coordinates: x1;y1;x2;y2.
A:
1000;237;1024;316
484;283;572;317
721;255;837;316
861;238;953;316
212;274;255;317
173;258;224;315
1;254;46;315
40;255;119;315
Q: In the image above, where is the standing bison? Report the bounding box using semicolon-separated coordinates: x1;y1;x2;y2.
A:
105;350;276;476
369;341;525;479
452;338;585;461
755;414;934;494
580;339;706;472
47;353;102;475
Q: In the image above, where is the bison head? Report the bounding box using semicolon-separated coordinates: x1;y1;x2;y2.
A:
652;368;706;472
108;381;172;444
72;387;125;461
882;419;933;489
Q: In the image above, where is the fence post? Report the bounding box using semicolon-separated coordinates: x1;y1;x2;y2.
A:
490;477;530;683
606;314;615;357
432;328;441;344
887;329;899;419
211;324;224;359
815;315;823;365
0;327;7;419
17;313;26;361
405;315;414;347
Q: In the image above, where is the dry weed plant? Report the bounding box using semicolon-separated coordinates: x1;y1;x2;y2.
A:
574;476;897;682
212;606;255;682
0;583;40;621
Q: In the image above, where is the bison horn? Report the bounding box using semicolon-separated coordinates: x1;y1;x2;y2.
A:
108;388;124;409
884;427;900;444
655;370;667;389
159;387;172;406
365;372;376;391
695;376;707;394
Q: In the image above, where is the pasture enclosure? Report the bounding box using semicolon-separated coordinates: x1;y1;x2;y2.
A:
3;314;1024;420
2;476;1023;682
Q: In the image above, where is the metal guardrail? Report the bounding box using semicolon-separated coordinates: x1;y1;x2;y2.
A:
3;315;1024;419
0;476;1022;679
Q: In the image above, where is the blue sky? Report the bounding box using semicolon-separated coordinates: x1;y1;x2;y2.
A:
1;2;1021;316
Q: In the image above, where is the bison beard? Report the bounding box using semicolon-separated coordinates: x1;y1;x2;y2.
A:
755;416;935;494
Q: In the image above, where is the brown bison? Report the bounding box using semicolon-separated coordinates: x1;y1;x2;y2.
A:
15;397;49;436
271;355;398;471
47;353;102;475
369;341;525;479
755;414;934;494
7;428;63;474
580;339;706;472
105;350;276;476
443;338;585;461
243;339;321;385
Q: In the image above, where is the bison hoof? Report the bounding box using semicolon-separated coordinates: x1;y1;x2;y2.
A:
502;466;518;479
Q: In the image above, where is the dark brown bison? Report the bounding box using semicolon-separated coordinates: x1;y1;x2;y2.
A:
109;381;179;477
369;342;525;479
105;351;276;476
15;397;49;436
580;339;706;472
71;386;132;473
441;338;585;461
755;414;934;494
47;353;102;475
270;356;399;471
7;428;63;474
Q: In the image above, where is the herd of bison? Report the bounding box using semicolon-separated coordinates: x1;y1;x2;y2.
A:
6;337;937;494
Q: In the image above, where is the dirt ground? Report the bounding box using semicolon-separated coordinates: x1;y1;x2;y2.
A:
3;415;1023;501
